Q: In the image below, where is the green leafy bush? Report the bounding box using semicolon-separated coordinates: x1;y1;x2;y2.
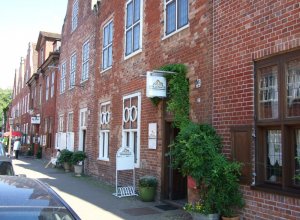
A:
71;151;87;165
138;176;158;188
58;149;73;164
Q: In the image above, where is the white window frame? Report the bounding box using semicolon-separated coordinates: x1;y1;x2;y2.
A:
98;101;111;161
70;53;77;88
163;0;189;39
67;112;74;132
72;0;79;32
46;75;49;101
51;71;55;98
58;114;64;132
102;20;113;71
124;0;143;59
81;40;90;82
60;62;66;94
122;92;141;167
79;108;88;151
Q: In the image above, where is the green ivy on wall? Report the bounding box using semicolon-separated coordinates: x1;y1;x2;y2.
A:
150;64;189;129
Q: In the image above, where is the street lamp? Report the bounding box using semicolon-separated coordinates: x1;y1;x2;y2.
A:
8;118;14;156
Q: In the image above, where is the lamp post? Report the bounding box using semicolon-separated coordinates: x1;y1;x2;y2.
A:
8;118;14;157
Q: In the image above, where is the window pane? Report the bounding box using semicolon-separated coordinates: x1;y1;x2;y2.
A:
266;130;282;183
108;46;112;67
286;59;300;117
133;24;140;51
126;30;132;55
178;0;188;28
126;2;133;27
103;48;108;69
104;26;109;47
295;129;300;185
258;65;278;119
134;0;140;22
109;22;113;43
166;2;176;35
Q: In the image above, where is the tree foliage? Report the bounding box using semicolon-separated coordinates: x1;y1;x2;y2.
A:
0;89;12;128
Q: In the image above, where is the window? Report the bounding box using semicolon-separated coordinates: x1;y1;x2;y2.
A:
51;72;55;98
58;115;64;132
122;92;141;167
40;48;44;65
70;53;77;88
46;75;49;101
67;112;74;132
125;0;142;57
72;0;79;32
99;102;111;161
165;0;189;36
255;50;300;194
81;41;90;82
102;21;113;71
39;85;42;105
60;62;66;93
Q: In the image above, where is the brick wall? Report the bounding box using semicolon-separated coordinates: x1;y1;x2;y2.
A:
213;1;300;219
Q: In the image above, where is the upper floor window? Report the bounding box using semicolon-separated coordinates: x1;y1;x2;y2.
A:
165;0;189;36
51;72;55;98
81;40;90;82
125;0;142;57
72;0;79;32
255;50;300;195
70;53;77;88
58;115;64;132
60;62;66;94
40;48;44;65
46;75;49;101
102;20;113;71
67;112;74;132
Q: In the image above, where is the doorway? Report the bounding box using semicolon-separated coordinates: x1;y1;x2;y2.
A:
163;122;187;201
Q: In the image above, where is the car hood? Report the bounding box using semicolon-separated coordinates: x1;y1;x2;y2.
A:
0;176;62;207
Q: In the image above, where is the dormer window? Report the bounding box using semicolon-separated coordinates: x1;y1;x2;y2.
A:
72;0;79;32
40;48;44;65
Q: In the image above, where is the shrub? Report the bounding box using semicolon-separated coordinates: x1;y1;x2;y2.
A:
71;151;87;165
138;176;158;188
57;149;73;164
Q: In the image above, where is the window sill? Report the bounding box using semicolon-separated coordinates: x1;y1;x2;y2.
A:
100;66;112;74
124;49;142;61
97;158;109;162
162;24;189;41
251;184;300;198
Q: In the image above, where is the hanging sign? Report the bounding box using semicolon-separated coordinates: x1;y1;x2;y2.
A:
146;71;167;98
116;146;135;171
31;116;41;124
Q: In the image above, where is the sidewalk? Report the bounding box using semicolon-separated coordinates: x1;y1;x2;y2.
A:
12;157;192;220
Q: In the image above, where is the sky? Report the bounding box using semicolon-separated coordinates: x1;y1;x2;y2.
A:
0;0;68;90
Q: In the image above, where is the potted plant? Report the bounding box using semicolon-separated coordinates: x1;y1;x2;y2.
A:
71;151;87;176
57;149;73;172
170;122;244;220
138;175;158;202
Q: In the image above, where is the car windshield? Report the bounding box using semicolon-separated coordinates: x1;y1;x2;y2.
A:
0;207;75;220
0;161;14;175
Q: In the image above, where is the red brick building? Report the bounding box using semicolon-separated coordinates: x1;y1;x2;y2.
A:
213;1;300;219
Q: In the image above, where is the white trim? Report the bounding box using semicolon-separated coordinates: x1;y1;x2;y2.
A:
100;66;112;74
163;0;189;38
98;130;110;161
102;19;113;71
124;0;143;59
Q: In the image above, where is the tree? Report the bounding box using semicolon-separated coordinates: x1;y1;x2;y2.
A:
0;89;12;130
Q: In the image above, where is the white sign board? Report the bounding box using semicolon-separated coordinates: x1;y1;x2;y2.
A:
148;123;157;149
31;116;41;124
146;71;167;98
116;146;134;171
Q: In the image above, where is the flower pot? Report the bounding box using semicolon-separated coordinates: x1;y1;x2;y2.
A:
222;216;240;220
139;186;156;202
74;164;83;176
190;212;220;220
63;162;70;172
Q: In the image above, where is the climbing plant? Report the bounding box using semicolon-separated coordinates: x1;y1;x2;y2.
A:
150;64;189;129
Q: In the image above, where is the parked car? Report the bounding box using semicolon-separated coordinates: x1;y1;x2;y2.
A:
0;175;81;220
0;156;14;176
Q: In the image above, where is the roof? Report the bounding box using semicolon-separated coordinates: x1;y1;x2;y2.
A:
36;31;61;51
